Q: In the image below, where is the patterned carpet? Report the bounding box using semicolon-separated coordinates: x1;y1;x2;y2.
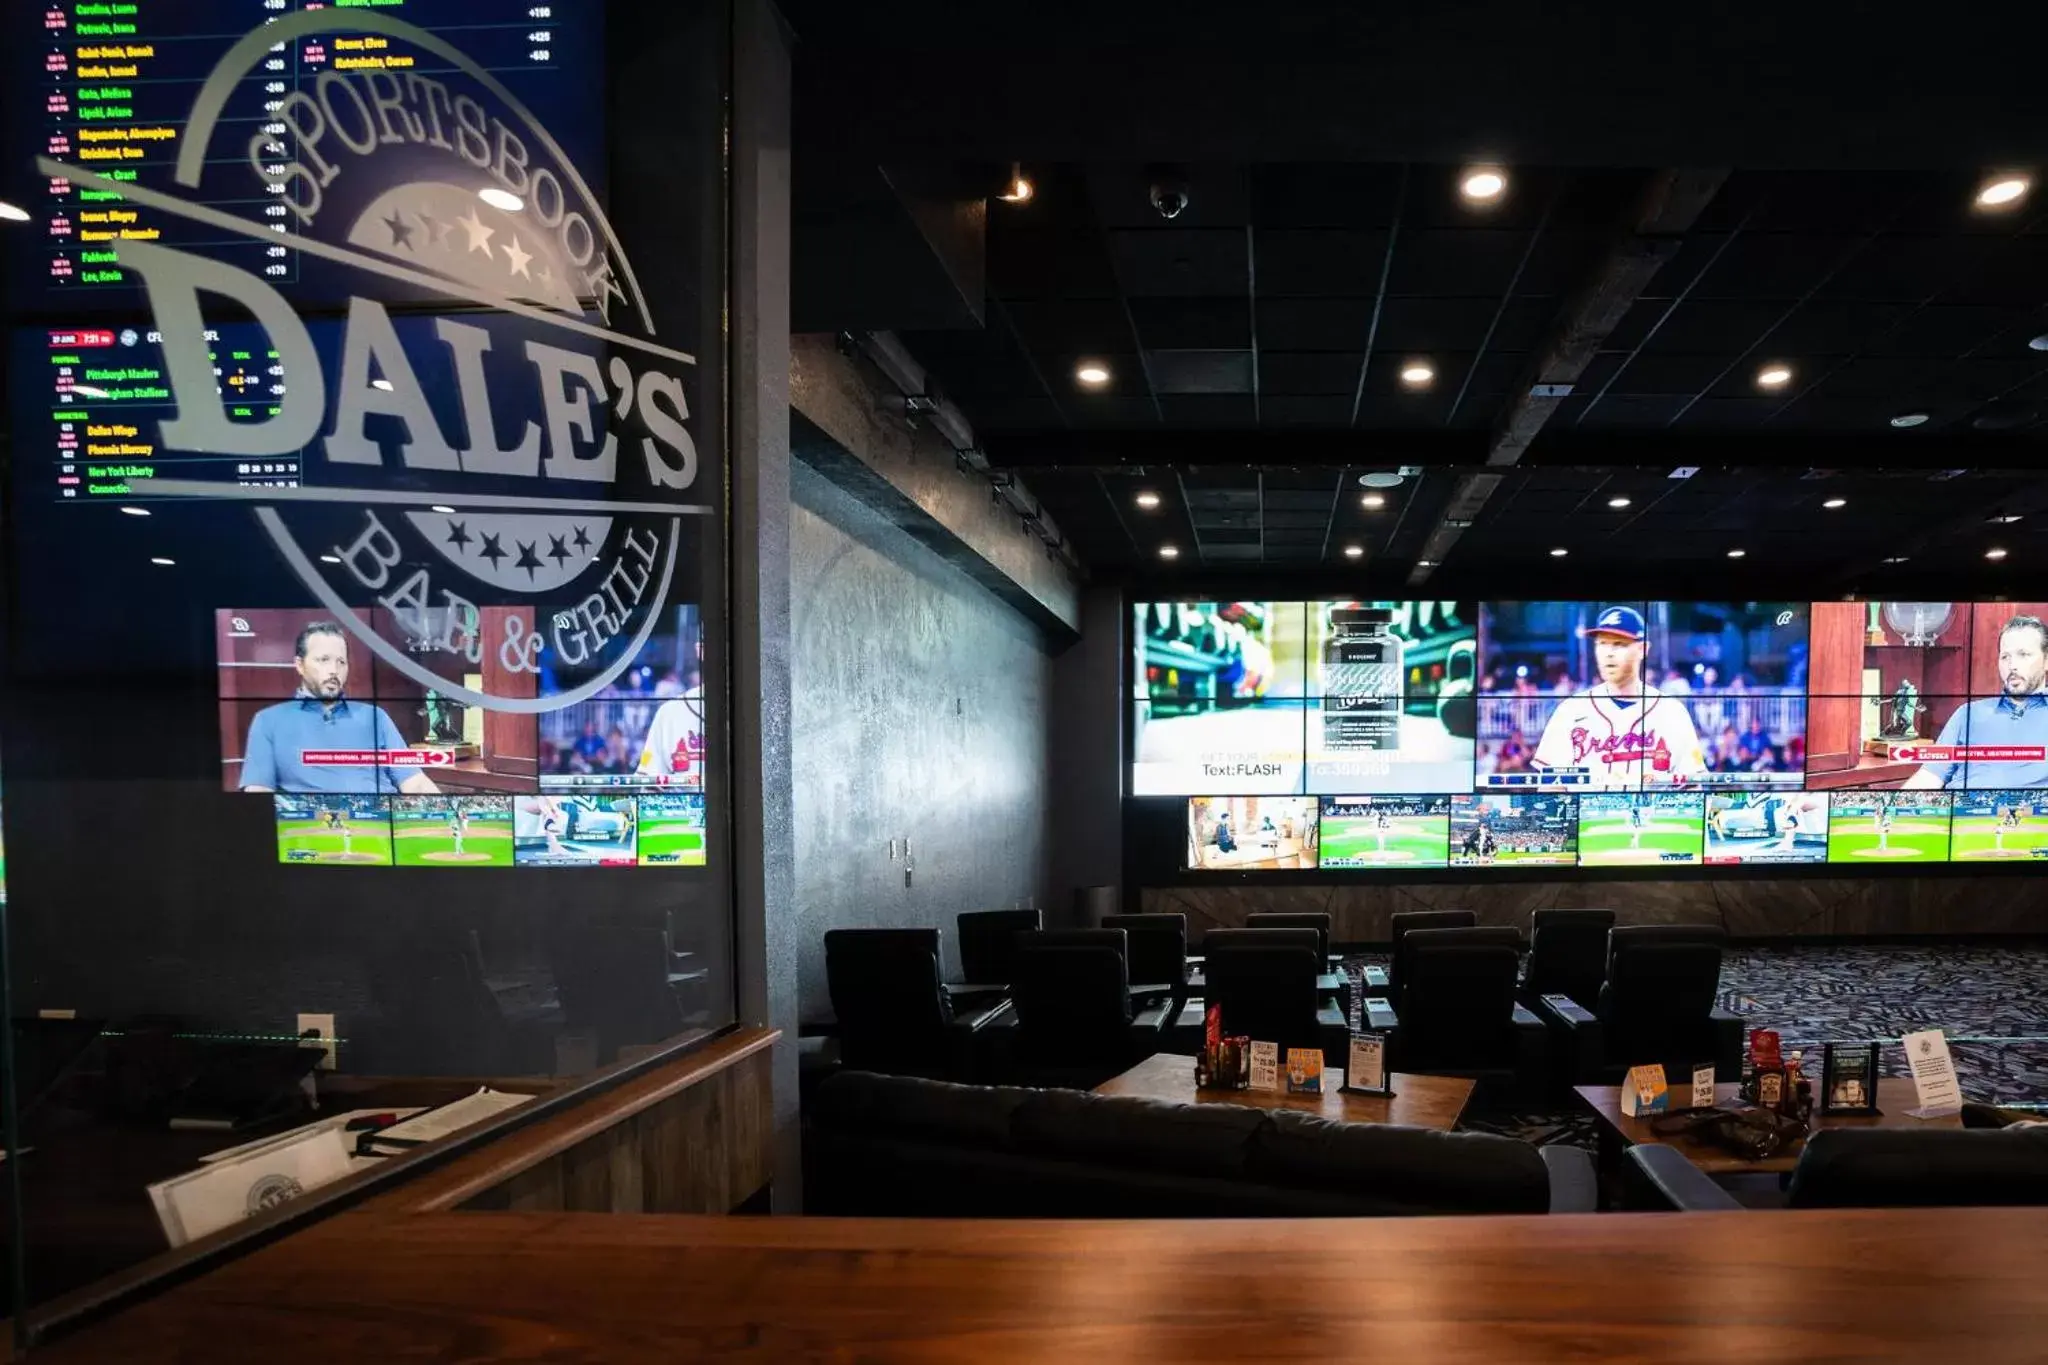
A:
1346;942;2048;1147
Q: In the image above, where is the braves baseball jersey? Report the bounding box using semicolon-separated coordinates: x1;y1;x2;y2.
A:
636;690;705;786
1531;683;1706;789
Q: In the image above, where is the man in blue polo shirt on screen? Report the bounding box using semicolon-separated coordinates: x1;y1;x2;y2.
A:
1907;614;2048;790
239;621;441;795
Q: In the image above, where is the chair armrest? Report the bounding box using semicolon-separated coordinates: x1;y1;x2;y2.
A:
953;998;1015;1032
1624;1144;1742;1211
1361;996;1398;1032
1511;1002;1546;1031
1362;965;1390;990
1538;993;1596;1026
1132;1001;1172;1033
1541;1145;1599;1214
1315;1001;1348;1030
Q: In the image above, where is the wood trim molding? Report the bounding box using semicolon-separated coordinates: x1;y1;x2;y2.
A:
371;1026;779;1216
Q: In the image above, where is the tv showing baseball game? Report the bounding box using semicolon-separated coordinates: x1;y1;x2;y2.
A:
513;795;639;867
1135;602;1309;795
1576;792;1705;866
1476;601;1808;792
1184;796;1319;870
1826;792;1952;863
1319;795;1453;869
1303;601;1477;794
1448;793;1578;867
1704;792;1829;865
274;796;394;867
1949;791;2048;862
538;606;705;791
637;794;708;867
391;797;516;868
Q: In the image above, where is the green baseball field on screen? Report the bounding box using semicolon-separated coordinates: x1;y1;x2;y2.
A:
1578;809;1704;865
391;810;516;867
275;818;395;867
1948;811;2048;862
638;818;708;866
1826;800;1952;863
1320;815;1450;869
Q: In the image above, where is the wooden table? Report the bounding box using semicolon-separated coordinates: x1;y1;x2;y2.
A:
35;1207;2048;1362
1096;1052;1475;1131
1576;1077;1961;1175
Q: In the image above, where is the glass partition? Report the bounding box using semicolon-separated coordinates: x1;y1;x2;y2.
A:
0;0;734;1337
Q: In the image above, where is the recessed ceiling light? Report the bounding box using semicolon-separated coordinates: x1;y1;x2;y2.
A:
1726;548;1747;559
0;201;30;223
150;556;175;566
1360;493;1386;509
1358;471;1406;489
1606;496;1632;509
478;186;524;212
320;554;343;565
1549;547;1569;557
1158;544;1179;559
1823;498;1847;509
2030;334;2048;352
1890;412;1929;428
429;504;456;514
1134;490;1161;509
1460;167;1507;202
1399;361;1435;388
120;505;150;516
1883;556;1910;564
371;378;395;392
1991;514;2025;524
1976;174;2031;209
1076;362;1111;387
1756;364;1794;389
996;163;1033;204
1416;559;1435;568
1343;544;1365;559
1987;547;2010;560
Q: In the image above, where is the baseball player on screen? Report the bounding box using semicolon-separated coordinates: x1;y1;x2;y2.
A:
1531;606;1707;789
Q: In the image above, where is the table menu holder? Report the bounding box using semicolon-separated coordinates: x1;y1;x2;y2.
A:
1820;1040;1883;1116
1341;1031;1392;1096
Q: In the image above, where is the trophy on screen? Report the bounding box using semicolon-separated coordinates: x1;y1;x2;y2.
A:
1880;678;1924;740
417;691;477;758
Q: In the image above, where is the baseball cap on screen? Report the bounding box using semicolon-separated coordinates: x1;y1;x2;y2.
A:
1583;605;1646;641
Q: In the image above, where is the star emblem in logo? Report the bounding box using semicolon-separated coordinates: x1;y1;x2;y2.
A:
383;211;414;249
501;234;532;279
478;531;505;568
458;207;494;254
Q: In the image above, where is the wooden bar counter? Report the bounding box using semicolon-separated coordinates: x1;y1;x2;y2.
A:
34;1201;2048;1361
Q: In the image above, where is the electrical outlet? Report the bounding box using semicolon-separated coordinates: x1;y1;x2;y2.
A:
297;1013;337;1071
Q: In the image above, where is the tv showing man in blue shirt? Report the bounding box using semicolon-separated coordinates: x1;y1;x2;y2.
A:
239;622;442;795
1907;614;2048;790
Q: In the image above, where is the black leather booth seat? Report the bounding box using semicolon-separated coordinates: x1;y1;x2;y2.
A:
807;1070;1596;1218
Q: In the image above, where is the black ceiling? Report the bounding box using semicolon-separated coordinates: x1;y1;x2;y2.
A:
784;4;2048;593
884;164;2048;588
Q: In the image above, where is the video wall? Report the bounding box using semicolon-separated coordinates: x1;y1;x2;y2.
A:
1141;599;2048;875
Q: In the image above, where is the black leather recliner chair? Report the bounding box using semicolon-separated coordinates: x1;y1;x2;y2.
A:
1369;909;1480;1001
1520;908;1616;1011
1200;928;1348;1063
1538;925;1744;1084
984;929;1169;1088
1102;913;1201;1046
823;928;1010;1081
1379;927;1548;1102
956;908;1043;988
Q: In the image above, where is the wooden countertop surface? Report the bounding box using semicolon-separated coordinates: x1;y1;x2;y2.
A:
34;1204;2048;1362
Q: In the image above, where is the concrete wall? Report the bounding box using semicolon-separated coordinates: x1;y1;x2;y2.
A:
789;461;1056;1019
